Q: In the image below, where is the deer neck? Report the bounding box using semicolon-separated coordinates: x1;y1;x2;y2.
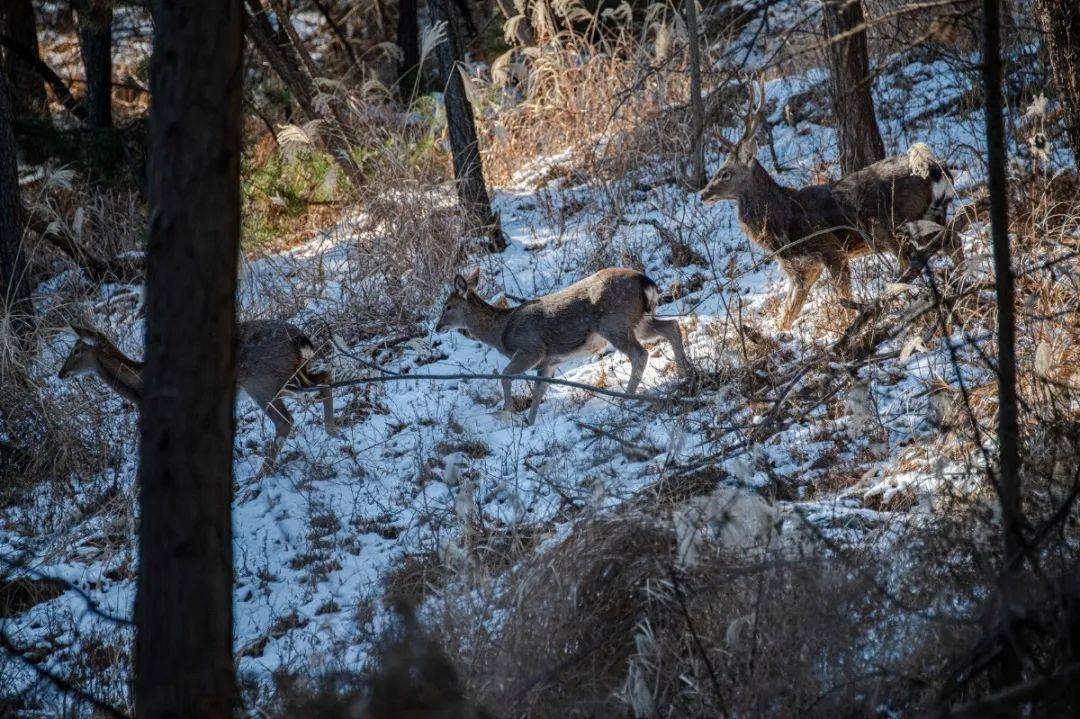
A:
736;162;796;244
92;350;144;404
463;294;514;354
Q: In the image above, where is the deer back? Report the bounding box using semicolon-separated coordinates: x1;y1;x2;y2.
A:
502;269;654;358
830;152;953;239
237;320;315;396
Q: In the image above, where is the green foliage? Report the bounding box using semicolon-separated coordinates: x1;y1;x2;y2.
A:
241;147;342;250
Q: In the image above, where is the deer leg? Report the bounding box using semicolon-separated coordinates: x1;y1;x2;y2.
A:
526;364;556;426
778;263;822;331
261;396;294;473
501;351;540;415
305;369;340;438
611;335;649;395
825;256;852;300
636;317;695;379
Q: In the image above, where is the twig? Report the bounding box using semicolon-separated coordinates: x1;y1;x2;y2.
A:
293;369;698;405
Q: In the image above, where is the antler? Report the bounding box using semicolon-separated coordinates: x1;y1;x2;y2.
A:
713;74;767;155
740;74;767;149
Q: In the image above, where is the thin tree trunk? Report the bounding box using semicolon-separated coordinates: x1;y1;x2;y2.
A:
310;0;359;66
243;0;365;188
73;0;113;129
822;0;885;174
135;0;242;715
982;0;1024;700
429;0;505;251
452;0;478;38
1035;0;1080;163
1;0;48;118
0;69;33;340
684;0;706;189
397;0;420;97
0;35;87;121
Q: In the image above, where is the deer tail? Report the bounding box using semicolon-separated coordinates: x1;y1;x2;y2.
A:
640;274;660;315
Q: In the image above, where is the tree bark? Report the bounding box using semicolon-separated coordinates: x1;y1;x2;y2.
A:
136;0;242;716
684;0;706;189
821;0;885;174
429;0;505;251
73;0;113;129
1;0;48;118
981;0;1024;701
1035;0;1080;163
0;67;33;340
397;0;420;97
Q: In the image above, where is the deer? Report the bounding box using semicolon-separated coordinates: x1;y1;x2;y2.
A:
700;77;963;331
58;320;339;470
435;267;695;425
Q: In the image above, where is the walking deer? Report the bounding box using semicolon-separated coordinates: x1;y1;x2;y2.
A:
58;320;339;469
700;78;963;330
435;267;695;425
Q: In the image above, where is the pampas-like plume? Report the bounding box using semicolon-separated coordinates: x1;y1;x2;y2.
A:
276;121;321;162
420;20;447;67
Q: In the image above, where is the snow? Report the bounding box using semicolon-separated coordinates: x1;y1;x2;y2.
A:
4;16;1065;710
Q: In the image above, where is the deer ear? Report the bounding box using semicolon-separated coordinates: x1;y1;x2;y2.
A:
465;267;481;288
453;274;469;296
69;325;99;345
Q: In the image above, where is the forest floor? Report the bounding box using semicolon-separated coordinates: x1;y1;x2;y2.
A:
2;21;1078;714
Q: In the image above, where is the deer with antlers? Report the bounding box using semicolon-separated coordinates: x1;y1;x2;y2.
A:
700;77;962;331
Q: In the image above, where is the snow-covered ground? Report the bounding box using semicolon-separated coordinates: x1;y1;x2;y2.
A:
3;50;1046;709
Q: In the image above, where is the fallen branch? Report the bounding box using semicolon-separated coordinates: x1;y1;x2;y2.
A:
293;368;698;405
0;34;87;121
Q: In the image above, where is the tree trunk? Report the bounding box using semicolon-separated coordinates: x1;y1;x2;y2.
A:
822;0;885;174
73;0;113;129
0;68;33;340
243;0;365;188
1;0;48;118
397;0;420;97
684;0;706;189
452;0;477;38
1035;0;1080;163
429;0;505;251
135;0;242;716
982;0;1024;700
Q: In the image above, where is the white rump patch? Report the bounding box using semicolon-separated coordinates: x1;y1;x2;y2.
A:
300;343;315;360
643;283;659;313
907;142;938;179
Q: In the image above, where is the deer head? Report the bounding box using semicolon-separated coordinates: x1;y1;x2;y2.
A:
700;76;768;204
435;267;482;333
58;325;109;379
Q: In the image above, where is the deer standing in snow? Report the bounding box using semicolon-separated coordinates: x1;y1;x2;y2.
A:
58;321;339;469
435;267;695;424
700;77;963;330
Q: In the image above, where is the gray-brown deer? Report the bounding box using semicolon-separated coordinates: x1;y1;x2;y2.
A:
58;320;339;469
435;267;695;425
700;78;963;330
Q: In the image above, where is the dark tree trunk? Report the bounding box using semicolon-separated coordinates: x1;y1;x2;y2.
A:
452;0;477;38
1;0;48;118
684;0;705;189
982;0;1024;700
822;0;885;174
73;0;113;128
429;0;505;251
397;0;420;97
136;0;242;715
1036;0;1080;163
0;69;33;340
